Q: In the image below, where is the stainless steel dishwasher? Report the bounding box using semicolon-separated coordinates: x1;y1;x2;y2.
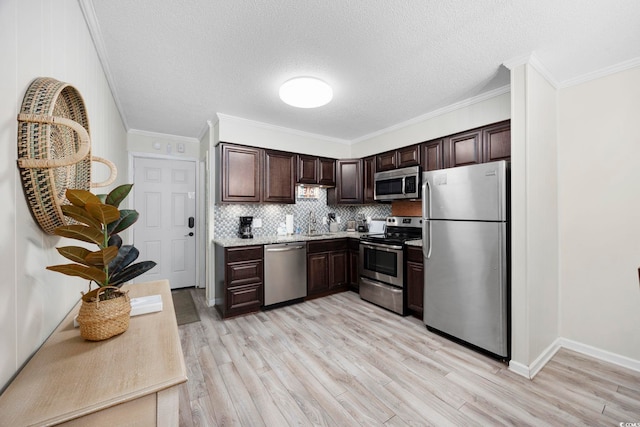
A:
264;242;307;306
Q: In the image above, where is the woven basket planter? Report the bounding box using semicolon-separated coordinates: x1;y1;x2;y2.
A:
77;287;131;341
17;77;116;234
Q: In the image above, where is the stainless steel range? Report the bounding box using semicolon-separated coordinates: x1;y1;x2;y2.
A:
359;216;422;315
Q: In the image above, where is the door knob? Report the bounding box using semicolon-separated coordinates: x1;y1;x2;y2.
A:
185;232;194;237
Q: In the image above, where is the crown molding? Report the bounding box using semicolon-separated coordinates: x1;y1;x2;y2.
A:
503;52;560;88
350;84;511;145
128;128;200;144
560;56;640;88
216;113;351;145
78;0;129;131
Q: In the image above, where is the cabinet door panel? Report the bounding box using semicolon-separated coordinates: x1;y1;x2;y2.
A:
363;156;375;204
329;251;348;288
297;154;318;184
422;139;444;171
397;144;421;168
263;150;295;203
307;253;329;294
406;261;424;318
221;144;261;203
376;151;396;171
329;159;362;204
447;130;482;167
318;157;336;186
483;121;511;162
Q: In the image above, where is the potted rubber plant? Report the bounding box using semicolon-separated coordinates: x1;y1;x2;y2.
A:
47;184;156;340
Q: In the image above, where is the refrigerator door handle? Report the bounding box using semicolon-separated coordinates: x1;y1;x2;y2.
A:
422;180;432;259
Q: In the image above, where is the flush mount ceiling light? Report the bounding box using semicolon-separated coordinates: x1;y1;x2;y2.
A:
279;77;333;108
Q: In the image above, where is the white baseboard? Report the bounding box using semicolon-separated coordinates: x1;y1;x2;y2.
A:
558;337;640;373
509;337;640;379
509;339;562;379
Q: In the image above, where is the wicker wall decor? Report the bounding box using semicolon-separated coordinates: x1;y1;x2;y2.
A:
17;77;117;234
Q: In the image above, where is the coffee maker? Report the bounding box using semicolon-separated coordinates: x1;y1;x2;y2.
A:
239;216;253;239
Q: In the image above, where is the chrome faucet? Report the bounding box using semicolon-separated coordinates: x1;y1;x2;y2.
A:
308;211;317;234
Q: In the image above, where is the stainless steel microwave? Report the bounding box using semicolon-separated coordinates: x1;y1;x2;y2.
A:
374;165;421;201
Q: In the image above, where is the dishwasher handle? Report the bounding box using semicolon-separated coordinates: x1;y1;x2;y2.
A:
265;245;305;252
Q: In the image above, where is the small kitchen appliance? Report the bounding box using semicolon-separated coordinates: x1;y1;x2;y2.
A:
238;216;254;239
374;165;421;201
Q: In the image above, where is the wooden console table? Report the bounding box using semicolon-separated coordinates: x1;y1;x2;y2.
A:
0;280;187;426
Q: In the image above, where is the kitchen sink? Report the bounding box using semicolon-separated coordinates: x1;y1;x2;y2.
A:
302;233;334;237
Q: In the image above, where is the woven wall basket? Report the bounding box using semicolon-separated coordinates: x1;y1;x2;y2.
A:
17;77;117;234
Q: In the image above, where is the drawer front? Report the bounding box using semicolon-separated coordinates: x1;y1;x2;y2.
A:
227;283;262;311
227;260;263;286
226;245;263;263
406;246;423;263
307;238;348;254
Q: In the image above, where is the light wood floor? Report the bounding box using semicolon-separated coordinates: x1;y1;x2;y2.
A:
178;289;640;426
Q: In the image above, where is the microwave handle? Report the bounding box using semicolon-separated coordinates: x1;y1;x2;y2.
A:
401;177;406;194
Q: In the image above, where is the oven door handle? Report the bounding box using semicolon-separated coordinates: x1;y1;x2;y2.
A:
360;242;404;251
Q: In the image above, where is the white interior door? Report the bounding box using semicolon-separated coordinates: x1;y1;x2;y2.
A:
132;157;197;289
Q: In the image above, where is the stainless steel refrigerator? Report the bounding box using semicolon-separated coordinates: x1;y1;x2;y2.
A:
421;160;509;359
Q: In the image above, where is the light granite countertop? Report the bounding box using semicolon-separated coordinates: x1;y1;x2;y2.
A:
404;239;423;247
213;231;369;247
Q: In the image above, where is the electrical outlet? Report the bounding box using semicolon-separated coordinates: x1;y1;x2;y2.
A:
336;216;341;223
322;217;328;224
254;218;262;228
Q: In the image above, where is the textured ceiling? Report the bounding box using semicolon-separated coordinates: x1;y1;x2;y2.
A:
85;0;640;141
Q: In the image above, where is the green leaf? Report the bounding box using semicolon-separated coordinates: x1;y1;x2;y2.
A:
108;210;139;235
110;261;156;286
85;246;119;267
85;203;120;225
47;264;107;285
53;225;104;246
57;246;92;265
108;245;139;275
108;234;123;248
66;189;101;207
60;205;102;229
106;184;133;208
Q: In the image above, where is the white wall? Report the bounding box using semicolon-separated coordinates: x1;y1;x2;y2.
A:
508;62;559;376
127;129;202;159
0;0;127;391
350;90;511;158
558;66;640;361
217;113;351;159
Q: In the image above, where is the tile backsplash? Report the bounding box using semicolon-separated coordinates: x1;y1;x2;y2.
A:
214;188;391;238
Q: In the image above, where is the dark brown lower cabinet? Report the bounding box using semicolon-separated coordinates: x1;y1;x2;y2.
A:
215;244;264;318
406;246;424;319
307;239;349;297
348;238;360;291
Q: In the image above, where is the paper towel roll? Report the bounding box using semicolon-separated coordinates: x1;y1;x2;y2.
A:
286;215;294;234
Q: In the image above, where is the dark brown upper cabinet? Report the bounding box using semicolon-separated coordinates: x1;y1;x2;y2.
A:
421;138;445;171
376;144;421;172
296;155;335;187
318;157;336;186
327;159;362;205
376;151;397;171
482;120;511;163
219;143;262;203
362;155;376;204
263;149;295;204
446;129;482;168
396;144;421;168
